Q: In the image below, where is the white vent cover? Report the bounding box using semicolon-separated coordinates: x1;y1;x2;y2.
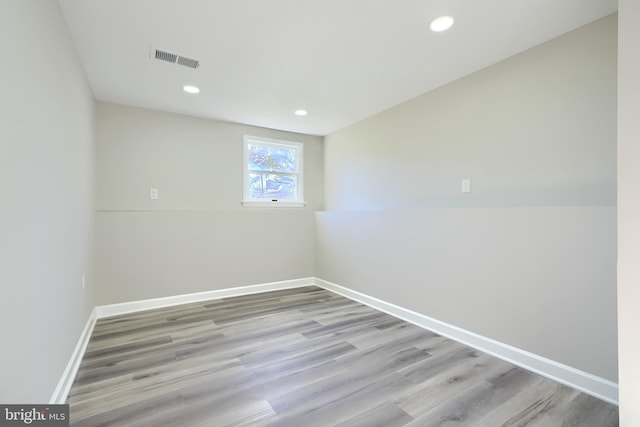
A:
151;47;200;69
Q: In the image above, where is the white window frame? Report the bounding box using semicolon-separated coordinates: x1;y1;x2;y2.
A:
242;135;305;207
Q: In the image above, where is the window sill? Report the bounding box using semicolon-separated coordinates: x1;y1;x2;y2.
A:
242;200;306;208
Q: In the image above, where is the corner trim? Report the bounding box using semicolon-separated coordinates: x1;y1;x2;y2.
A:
49;308;98;404
94;278;314;319
313;277;619;406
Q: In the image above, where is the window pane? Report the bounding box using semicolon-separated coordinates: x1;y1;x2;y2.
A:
248;143;297;173
248;173;297;200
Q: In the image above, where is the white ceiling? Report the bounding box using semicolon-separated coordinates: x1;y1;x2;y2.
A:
58;0;617;136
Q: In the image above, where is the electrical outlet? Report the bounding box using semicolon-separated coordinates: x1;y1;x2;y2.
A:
82;274;86;290
461;179;471;193
150;188;159;200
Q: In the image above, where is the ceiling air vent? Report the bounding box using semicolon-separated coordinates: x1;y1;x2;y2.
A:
177;56;199;69
151;47;200;69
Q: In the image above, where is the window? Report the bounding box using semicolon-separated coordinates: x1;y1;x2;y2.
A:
243;135;304;207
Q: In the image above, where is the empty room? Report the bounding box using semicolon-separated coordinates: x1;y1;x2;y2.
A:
2;0;640;426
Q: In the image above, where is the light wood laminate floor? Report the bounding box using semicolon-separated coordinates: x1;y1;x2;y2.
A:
68;286;618;426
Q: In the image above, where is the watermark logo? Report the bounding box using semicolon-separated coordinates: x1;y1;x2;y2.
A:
0;405;68;426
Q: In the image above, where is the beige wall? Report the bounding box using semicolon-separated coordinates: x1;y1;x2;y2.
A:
0;1;97;402
325;15;616;211
319;15;618;383
316;207;617;381
96;103;322;304
97;103;323;212
617;1;639;424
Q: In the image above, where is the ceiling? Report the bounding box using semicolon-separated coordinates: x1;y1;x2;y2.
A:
58;0;617;136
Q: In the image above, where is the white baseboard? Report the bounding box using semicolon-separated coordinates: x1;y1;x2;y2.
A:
51;278;313;403
52;277;618;406
313;278;618;406
95;278;314;319
49;308;98;404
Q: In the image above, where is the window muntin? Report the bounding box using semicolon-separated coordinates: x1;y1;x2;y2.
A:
243;136;304;206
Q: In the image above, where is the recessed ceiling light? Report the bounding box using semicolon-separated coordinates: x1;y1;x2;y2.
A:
294;109;308;116
182;84;200;94
430;16;454;32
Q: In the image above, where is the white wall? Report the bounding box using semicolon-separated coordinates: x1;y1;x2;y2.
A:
0;1;96;402
617;1;640;424
319;15;618;383
96;103;322;304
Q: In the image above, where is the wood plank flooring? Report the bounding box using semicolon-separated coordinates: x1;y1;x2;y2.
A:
67;286;619;426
